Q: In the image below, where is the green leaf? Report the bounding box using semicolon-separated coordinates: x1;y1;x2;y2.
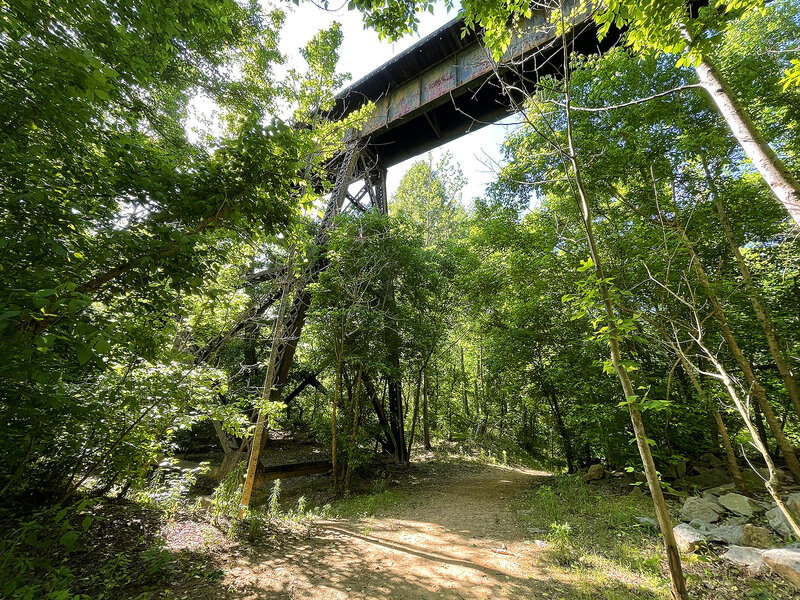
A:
59;530;79;551
76;345;94;365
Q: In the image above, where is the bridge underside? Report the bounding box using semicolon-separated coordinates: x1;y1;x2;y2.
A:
331;12;619;170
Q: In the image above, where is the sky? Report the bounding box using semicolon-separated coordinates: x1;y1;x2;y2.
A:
278;0;516;205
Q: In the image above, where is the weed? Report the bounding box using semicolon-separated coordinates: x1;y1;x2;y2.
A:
0;499;96;600
210;460;246;534
268;479;281;519
132;460;210;523
547;521;575;565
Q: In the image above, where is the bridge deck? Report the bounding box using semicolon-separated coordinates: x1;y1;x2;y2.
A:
332;10;616;167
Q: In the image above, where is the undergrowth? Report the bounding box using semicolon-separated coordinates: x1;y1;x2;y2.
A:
513;473;790;599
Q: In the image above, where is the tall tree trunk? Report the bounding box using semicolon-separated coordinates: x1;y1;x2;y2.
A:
344;368;362;494
460;347;469;417
704;160;800;419
753;401;772;457
545;383;575;474
688;46;800;227
674;225;800;481
363;371;395;455
212;420;232;456
675;350;747;493
478;344;485;416
388;374;408;464
689;340;800;537
332;355;342;494
559;29;687;595
406;368;423;459
423;368;431;450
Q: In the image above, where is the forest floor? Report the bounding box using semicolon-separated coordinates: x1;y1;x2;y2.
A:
155;453;794;600
5;452;797;599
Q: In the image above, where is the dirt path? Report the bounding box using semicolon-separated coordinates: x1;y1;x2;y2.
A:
215;462;560;599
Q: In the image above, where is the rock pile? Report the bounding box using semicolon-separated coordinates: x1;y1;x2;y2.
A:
672;480;800;588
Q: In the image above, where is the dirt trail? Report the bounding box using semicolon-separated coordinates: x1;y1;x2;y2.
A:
217;463;558;599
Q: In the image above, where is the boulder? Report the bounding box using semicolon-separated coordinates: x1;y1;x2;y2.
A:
763;548;800;588
741;524;772;549
701;492;726;511
680;496;723;523
722;545;766;574
706;525;743;545
742;469;765;490
625;469;647;484
786;493;800;517
700;453;725;468
767;506;796;538
673;523;708;552
585;463;605;481
705;483;735;496
759;467;788;485
725;516;750;526
663;459;687;480
717;493;755;517
635;516;657;529
686;467;731;489
689;519;713;533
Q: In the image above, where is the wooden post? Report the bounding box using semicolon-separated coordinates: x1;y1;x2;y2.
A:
240;259;293;510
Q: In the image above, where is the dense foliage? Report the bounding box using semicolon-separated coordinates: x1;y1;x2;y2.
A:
1;0;799;597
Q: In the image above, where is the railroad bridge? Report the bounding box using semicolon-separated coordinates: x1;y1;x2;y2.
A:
330;6;615;213
229;7;619;492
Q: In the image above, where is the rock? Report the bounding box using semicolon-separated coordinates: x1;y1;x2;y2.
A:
705;483;736;496
158;458;204;471
673;523;708;552
701;492;726;511
742;469;766;489
687;467;731;489
585;463;605;481
527;527;545;535
706;525;743;545
722;545;766;574
759;467;788;485
624;469;647;484
701;453;725;468
725;516;750;526
741;524;772;549
689;519;713;533
718;493;755;517
636;516;658;529
786;493;800;517
680;496;723;523
763;548;800;588
629;485;646;497
767;506;796;538
663;459;687;480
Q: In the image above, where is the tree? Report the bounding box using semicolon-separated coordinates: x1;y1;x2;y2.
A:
0;1;356;498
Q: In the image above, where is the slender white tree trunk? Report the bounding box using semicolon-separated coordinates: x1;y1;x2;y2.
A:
691;53;800;227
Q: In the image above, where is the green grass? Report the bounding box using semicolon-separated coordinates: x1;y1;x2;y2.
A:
512;474;667;598
325;488;408;519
